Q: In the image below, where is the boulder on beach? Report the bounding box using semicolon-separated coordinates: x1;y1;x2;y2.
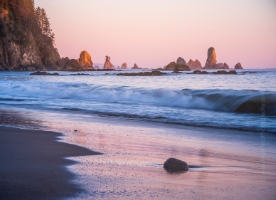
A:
204;47;217;69
77;51;94;70
234;63;243;69
187;59;202;69
103;56;114;69
164;158;189;173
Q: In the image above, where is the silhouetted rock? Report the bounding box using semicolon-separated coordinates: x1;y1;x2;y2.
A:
187;59;202;69
213;70;237;75
77;51;94;70
121;62;127;69
132;63;139;69
164;61;190;71
204;47;217;69
94;65;100;69
117;71;166;76
164;158;189;173
235;63;243;69
103;56;114;69
30;71;59;75
192;70;208;74
176;57;186;65
63;59;83;71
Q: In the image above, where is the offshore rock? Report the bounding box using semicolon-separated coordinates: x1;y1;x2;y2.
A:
77;51;94;70
117;71;166;76
132;63;139;69
204;47;217;69
187;59;202;69
216;63;229;69
63;59;83;71
164;61;190;71
164;158;189;173
121;62;127;69
235;63;243;69
30;71;59;75
176;57;186;65
103;56;114;69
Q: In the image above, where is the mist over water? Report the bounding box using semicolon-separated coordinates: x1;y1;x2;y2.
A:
0;69;275;133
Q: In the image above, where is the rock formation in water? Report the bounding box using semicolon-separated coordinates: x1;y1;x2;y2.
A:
164;58;190;71
0;0;60;71
121;62;127;69
63;59;83;71
216;63;229;69
204;47;217;69
77;51;93;70
187;59;202;69
176;57;186;65
132;63;139;69
103;56;114;69
234;63;243;69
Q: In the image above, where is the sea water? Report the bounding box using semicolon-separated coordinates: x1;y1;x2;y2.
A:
0;69;275;133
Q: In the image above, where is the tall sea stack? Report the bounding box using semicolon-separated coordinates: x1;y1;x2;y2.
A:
204;47;217;69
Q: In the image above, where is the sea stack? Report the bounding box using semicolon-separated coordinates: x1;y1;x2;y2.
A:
132;63;139;69
204;47;217;69
164;57;190;71
121;62;127;69
234;63;243;69
176;57;186;65
216;63;229;69
103;56;114;69
187;59;202;69
77;51;94;70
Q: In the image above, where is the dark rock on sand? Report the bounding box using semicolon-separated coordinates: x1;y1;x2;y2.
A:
164;158;189;173
235;63;243;69
30;71;59;75
117;71;166;76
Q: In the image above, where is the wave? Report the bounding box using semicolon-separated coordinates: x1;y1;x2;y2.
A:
0;81;275;115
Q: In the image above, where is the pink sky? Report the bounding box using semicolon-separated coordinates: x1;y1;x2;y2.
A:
35;0;276;69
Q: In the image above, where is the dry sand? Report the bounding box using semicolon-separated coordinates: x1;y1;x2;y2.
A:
0;126;101;200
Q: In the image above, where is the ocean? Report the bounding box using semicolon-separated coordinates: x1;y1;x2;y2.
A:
0;69;275;133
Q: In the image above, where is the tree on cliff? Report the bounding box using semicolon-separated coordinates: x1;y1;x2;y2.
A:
0;0;60;70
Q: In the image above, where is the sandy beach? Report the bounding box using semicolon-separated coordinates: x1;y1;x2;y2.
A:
1;109;275;199
0;126;101;200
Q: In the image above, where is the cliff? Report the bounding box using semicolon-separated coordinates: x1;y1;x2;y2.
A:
0;0;60;71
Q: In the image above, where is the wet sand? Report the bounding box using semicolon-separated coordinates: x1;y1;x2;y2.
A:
1;109;276;199
0;126;101;200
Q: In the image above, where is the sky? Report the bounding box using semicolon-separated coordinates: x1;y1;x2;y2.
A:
35;0;276;69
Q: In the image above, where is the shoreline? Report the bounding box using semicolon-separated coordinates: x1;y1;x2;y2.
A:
1;108;276;199
0;126;101;200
